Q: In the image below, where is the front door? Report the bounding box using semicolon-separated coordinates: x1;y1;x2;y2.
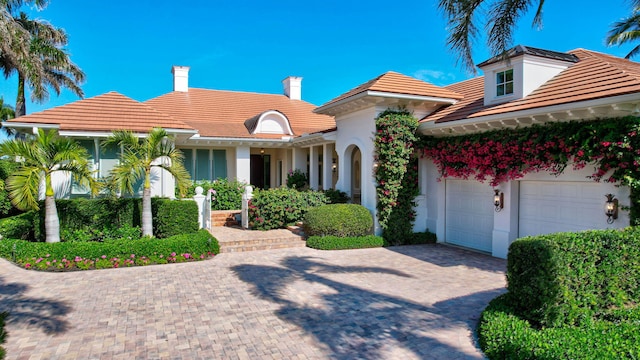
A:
250;155;270;189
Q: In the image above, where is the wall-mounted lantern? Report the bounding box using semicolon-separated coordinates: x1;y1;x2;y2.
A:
332;158;337;173
260;148;265;156
605;194;618;224
493;189;504;212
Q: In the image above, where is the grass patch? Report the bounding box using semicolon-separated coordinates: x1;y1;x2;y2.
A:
478;294;640;359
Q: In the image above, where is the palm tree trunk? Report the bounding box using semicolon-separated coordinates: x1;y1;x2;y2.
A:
44;195;60;243
141;186;153;237
15;74;26;118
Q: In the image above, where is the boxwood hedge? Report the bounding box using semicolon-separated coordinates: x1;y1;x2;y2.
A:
306;235;384;250
303;204;373;237
507;228;640;328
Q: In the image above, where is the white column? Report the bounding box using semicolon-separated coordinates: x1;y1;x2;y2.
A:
309;146;318;190
322;143;333;190
193;186;206;229
492;181;520;259
236;146;251;184
292;147;307;173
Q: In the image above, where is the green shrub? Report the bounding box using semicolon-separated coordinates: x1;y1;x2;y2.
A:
0;159;20;219
286;169;308;189
303;204;372;237
152;199;199;238
249;188;327;230
185;179;247;210
478;294;640;359
0;229;219;271
0;311;5;360
323;189;350;204
404;231;437;245
60;224;141;243
0;211;35;240
507;227;640;328
306;235;384;250
30;198;198;241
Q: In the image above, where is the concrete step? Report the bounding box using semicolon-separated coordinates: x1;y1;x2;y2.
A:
211;210;241;227
219;239;307;253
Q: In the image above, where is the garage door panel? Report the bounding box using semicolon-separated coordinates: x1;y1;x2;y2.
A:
445;180;494;253
519;181;609;237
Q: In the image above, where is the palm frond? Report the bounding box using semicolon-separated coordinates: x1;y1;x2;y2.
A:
5;165;41;210
487;0;537;61
441;0;486;73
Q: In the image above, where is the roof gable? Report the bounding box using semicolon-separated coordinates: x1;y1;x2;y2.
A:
317;71;464;112
6;92;193;133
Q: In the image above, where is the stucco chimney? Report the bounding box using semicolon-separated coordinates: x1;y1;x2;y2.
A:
172;66;190;92
282;76;302;100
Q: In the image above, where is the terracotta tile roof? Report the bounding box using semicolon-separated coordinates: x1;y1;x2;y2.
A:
7;92;193;133
318;71;464;110
423;49;640;124
145;88;335;138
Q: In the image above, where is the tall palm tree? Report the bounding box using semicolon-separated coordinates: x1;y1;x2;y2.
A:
0;129;98;243
2;12;85;117
103;128;191;237
0;1;48;80
607;4;640;59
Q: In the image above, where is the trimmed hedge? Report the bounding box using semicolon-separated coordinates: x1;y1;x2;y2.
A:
153;200;199;238
0;229;219;270
478;294;640;359
185;179;246;210
303;204;372;237
28;198;199;241
306;235;384;250
249;188;327;230
507;228;640;328
0;211;36;240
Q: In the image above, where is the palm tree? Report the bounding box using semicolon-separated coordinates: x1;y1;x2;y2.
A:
0;1;48;82
0;129;98;243
103;128;191;237
0;97;15;137
2;12;85;117
439;0;546;72
607;4;640;59
439;0;640;72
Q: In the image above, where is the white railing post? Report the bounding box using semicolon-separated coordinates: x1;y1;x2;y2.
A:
193;186;206;229
241;185;254;229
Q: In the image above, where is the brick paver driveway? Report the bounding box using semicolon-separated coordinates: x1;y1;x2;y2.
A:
0;244;506;359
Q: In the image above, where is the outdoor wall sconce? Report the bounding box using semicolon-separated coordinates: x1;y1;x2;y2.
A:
373;161;379;169
493;189;504;212
332;158;337;173
605;194;618;224
260;148;265;155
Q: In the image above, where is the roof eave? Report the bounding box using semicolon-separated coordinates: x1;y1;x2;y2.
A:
419;93;640;136
315;90;459;116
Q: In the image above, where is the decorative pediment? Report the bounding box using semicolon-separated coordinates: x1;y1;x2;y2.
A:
244;110;294;135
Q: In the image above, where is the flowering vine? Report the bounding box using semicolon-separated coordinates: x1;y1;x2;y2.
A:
374;109;420;242
416;116;640;223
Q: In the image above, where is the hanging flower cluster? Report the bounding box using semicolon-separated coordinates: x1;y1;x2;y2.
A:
374;109;419;239
417;116;640;223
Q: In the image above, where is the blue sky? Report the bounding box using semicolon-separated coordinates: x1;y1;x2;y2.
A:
0;1;632;114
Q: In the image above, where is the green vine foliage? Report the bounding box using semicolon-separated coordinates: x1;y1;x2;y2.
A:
417;116;640;224
374;109;420;243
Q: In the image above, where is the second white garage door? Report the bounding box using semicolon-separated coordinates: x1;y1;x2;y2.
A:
445;180;494;253
519;181;608;238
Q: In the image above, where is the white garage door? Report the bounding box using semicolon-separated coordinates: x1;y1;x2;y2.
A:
519;181;607;238
445;180;494;252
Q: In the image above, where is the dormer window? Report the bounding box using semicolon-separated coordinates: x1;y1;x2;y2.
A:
496;69;514;96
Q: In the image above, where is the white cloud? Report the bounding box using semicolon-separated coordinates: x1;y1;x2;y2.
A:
413;69;457;85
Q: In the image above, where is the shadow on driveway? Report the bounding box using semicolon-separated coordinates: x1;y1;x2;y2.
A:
0;275;71;335
232;255;504;359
